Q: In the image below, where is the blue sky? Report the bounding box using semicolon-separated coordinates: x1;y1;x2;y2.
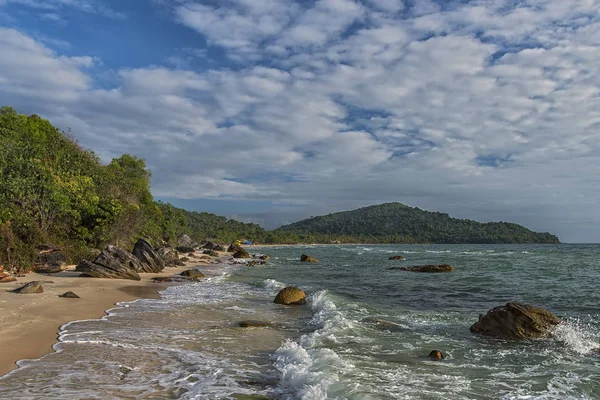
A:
1;0;600;242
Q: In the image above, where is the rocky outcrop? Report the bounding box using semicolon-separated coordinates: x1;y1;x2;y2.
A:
203;249;219;257
300;255;319;263
132;239;165;273
233;250;250;258
180;269;206;280
470;302;561;339
59;291;80;298
177;234;198;249
274;287;306;305
12;281;44;294
156;247;185;267
388;255;404;260
75;246;142;280
389;264;454;272
239;320;271;328
428;350;444;360
34;245;66;273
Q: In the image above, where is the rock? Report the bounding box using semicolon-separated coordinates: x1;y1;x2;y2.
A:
177;234;198;249
180;257;190;262
214;245;226;252
239;320;272;328
175;246;195;253
202;241;217;250
203;249;219;257
228;244;245;253
300;254;319;263
75;246;142;280
156;247;184;267
470;302;561;339
132;238;165;273
388;255;404;260
274;287;306;305
59;291;80;298
428;350;444;360
233;250;250;259
35;245;66;273
180;269;206;280
389;264;454;273
33;264;63;274
12;281;44;294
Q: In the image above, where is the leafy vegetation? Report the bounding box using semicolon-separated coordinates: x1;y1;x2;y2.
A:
0;108;559;271
274;203;560;244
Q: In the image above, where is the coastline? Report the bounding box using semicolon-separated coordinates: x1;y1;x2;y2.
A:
0;261;207;376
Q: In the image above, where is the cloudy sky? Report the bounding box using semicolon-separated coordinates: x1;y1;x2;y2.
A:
1;0;600;242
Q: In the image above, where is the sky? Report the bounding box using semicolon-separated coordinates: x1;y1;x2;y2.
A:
1;0;600;242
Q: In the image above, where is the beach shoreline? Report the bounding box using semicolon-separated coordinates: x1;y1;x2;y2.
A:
0;261;209;376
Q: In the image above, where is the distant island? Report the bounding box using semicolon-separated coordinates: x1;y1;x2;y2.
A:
0;107;559;272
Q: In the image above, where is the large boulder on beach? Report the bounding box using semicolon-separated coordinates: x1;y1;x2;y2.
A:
300;255;319;263
274;287;306;305
34;245;66;273
75;246;142;280
470;302;561;339
12;281;44;294
389;264;454;273
233;249;250;258
132;239;165;273
156;247;185;267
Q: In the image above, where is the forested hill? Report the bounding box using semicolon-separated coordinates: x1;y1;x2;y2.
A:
0;107;266;271
274;203;560;244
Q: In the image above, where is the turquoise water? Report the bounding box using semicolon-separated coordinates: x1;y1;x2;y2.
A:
1;244;599;399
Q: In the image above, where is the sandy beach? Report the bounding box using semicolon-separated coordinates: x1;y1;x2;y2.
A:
0;260;212;376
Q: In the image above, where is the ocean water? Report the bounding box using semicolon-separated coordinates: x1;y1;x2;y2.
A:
1;244;599;399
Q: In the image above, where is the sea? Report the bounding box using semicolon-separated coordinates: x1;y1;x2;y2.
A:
1;244;599;399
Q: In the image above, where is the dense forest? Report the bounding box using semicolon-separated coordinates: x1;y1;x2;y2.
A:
0;108;559;271
274;203;560;244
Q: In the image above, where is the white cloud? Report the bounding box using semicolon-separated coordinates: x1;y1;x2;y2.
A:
4;1;600;241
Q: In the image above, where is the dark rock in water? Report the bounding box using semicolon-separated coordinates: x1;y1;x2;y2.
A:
470;302;561;339
388;255;404;260
177;234;198;249
233;250;250;259
132;238;165;273
228;244;245;253
203;249;219;257
59;291;80;298
75;246;142;280
300;254;319;263
389;264;454;273
214;244;226;252
35;245;66;273
12;281;44;294
203;241;217;250
362;317;405;331
176;246;195;253
180;257;190;262
156;247;184;267
274;287;306;305
180;269;206;280
428;350;444;360
239;320;271;328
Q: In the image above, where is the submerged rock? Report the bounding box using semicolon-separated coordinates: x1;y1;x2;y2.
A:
300;254;319;263
470;302;561;339
59;291;80;298
75;246;142;281
274;286;306;305
180;269;206;280
12;281;44;294
132;238;165;273
428;350;444;360
388;255;404;260
389;264;454;273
